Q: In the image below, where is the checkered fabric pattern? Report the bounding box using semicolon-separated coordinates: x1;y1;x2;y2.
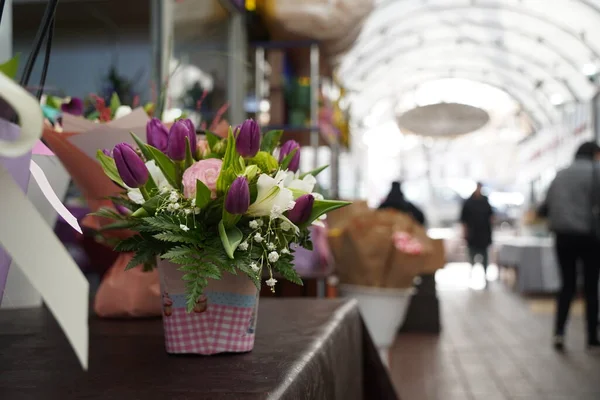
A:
162;304;255;354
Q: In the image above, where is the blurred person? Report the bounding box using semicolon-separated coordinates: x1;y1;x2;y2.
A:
379;181;426;226
541;141;600;350
460;182;494;286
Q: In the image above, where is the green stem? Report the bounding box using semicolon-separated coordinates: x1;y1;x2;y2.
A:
140;186;150;201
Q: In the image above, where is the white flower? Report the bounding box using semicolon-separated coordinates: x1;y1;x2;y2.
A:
281;248;290;254
162;108;183;124
238;241;249;251
266;278;277;287
146;160;172;192
268;251;280;263
167;203;175;211
267;242;276;251
247;173;295;218
180;224;190;232
288;174;317;194
184;209;192;215
249;220;259;229
173;203;180;210
270;205;283;219
114;105;133;120
280;221;291;232
311;192;324;201
191;198;196;207
169;191;179;203
250;262;259;272
254;233;264;243
127;189;145;205
193;207;201;214
257;219;264;227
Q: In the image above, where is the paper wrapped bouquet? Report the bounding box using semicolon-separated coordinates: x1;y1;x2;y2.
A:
327;202;446;288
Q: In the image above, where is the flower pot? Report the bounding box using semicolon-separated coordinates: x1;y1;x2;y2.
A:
339;284;414;349
157;259;259;355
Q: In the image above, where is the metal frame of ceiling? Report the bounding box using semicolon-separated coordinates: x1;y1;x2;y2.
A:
339;0;600;126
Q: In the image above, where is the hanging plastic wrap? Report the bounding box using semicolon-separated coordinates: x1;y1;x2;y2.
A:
260;0;374;60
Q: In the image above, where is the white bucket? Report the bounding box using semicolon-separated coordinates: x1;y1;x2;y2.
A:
339;284;414;348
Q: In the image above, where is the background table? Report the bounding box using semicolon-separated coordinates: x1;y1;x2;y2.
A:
0;299;398;400
495;237;560;293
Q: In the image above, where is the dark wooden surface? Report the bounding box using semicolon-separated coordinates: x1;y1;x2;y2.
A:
0;299;397;400
390;276;600;400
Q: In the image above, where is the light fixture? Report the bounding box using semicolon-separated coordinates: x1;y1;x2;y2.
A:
550;93;564;106
582;63;598;77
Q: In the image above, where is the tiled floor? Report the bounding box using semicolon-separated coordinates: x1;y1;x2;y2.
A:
389;264;600;400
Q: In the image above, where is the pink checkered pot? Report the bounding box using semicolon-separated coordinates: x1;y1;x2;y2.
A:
157;259;259;355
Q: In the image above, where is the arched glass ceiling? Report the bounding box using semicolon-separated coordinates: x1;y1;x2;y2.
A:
339;0;600;125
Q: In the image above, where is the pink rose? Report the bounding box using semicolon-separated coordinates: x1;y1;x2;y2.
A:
196;139;210;158
182;159;223;199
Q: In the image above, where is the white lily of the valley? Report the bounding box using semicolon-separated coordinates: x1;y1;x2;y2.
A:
127;160;173;204
114;105;133;120
247;173;295;217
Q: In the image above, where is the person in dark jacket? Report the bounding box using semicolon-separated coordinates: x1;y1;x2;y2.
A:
460;182;494;286
543;141;600;350
379;181;426;226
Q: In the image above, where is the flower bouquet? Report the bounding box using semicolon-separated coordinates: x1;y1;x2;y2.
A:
94;118;350;354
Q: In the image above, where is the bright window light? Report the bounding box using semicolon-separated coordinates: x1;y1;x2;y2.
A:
550;93;564;106
582;63;598;76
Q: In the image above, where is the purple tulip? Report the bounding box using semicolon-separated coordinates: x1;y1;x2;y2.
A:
167;120;190;161
60;97;84;116
279;140;301;172
113;202;131;215
225;176;250;214
180;118;197;151
102;148;112;157
287;194;314;224
146;118;169;152
113;143;149;188
235;119;260;157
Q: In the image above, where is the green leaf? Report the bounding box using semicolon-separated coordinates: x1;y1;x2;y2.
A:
205;131;222;150
96;150;125;187
0;54;20;80
98;220;140;231
45;95;63;110
184;137;195;169
131;132;179;189
260;130;283;153
86;110;100;121
131;207;149;217
110;92;121;114
126;249;156;271
195;180;212;209
143;172;158;195
221;209;241;229
216;127;244;195
139;193;165;214
301;199;352;228
247;151;279;173
153;232;199;244
114;235;146;252
218;220;243;259
90;207;126;221
280;148;298;170
300;165;329;179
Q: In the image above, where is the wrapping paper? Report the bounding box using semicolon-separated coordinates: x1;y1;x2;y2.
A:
328;203;445;289
158;259;259;355
0;120;32;302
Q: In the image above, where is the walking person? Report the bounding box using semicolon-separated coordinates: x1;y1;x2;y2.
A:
460;182;494;287
541;141;600;350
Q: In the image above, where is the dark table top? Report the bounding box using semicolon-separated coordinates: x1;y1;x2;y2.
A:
0;299;398;400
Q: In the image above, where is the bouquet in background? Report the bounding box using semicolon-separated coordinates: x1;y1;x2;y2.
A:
94;118;350;311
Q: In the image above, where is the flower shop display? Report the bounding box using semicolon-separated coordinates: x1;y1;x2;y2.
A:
93;118;349;354
327;202;445;354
